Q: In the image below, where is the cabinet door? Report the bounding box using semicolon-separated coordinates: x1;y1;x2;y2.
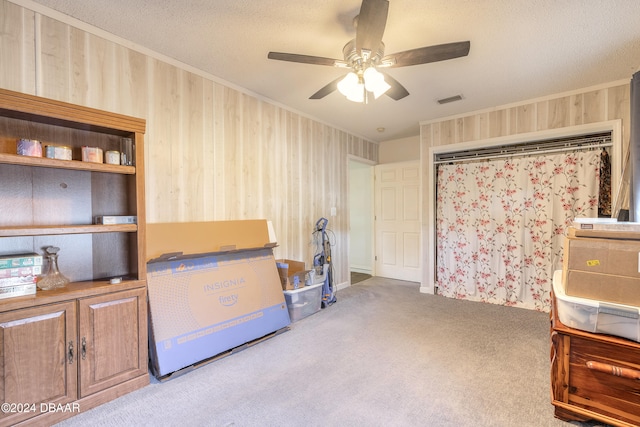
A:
0;302;77;426
78;287;148;397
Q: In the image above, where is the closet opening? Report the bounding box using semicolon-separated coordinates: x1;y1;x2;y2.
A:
424;121;623;311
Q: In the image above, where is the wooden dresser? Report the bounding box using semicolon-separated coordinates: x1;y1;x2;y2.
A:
551;294;640;426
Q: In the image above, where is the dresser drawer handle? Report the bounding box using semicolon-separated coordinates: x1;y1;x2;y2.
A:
586;361;640;380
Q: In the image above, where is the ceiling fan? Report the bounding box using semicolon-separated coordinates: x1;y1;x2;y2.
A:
267;0;470;103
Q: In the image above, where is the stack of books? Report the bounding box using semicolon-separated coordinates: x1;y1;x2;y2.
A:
0;253;42;299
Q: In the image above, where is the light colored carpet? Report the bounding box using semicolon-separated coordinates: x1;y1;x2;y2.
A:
55;277;603;427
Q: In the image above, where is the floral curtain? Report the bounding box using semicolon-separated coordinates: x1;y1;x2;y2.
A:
435;150;602;312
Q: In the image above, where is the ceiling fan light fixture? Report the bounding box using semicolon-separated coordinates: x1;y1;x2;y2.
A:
338;72;365;103
267;0;471;103
338;67;390;103
363;67;390;98
338;72;357;94
346;86;365;103
372;82;390;99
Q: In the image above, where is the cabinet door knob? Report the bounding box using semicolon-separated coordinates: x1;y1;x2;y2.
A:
68;341;74;364
586;360;640;380
81;337;86;360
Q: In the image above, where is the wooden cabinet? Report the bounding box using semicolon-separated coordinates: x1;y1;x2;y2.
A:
78;288;147;398
551;295;640;427
0;301;77;427
0;88;149;426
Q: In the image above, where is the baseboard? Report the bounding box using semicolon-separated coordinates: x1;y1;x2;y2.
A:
337;281;350;291
420;285;435;295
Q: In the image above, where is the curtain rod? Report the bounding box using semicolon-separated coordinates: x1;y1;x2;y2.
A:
434;142;612;165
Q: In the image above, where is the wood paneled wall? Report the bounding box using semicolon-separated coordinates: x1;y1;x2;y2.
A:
420;80;631;290
0;0;379;286
420;82;630;149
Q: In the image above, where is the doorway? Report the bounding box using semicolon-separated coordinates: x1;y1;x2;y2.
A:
349;158;374;283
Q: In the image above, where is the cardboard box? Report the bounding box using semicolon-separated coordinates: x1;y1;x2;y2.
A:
553;270;640;342
276;259;311;290
0;265;42;279
0;283;36;299
93;215;137;224
0;253;42;269
146;220;290;378
563;233;640;306
572;219;640;232
146;220;277;261
0;275;37;287
568;224;640;241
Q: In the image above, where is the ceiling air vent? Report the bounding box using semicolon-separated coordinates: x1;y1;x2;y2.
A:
437;94;464;105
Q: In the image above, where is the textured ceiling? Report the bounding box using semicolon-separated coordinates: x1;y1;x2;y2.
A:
24;0;640;142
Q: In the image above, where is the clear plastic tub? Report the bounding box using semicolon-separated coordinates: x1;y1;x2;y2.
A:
553;270;640;342
283;283;322;322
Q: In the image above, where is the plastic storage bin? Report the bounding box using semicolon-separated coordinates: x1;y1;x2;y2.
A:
283;283;322;322
553;270;640;342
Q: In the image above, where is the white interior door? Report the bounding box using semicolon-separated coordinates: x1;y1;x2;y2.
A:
374;161;421;282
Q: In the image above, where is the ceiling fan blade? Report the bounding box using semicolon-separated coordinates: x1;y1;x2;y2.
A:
309;75;345;99
355;0;389;54
382;41;471;68
268;52;344;67
380;72;409;100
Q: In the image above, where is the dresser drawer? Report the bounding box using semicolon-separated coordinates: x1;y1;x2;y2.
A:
567;335;640;424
